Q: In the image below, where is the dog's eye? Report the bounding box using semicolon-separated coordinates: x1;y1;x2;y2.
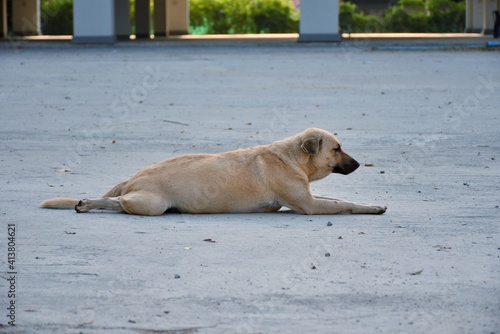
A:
333;147;341;153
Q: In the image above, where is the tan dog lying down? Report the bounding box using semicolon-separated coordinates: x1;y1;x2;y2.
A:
40;128;387;216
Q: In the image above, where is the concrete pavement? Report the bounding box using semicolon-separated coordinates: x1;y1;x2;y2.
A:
0;41;499;333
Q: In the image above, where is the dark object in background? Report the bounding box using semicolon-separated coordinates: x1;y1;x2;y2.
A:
494;11;500;38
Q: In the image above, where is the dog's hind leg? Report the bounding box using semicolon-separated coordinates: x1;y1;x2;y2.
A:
75;197;123;213
75;192;169;216
118;191;169;216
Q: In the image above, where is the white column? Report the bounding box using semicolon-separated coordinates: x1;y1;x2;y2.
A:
484;0;498;34
73;0;115;43
469;0;484;32
465;0;473;32
472;0;497;34
167;0;189;35
12;0;40;36
299;0;340;42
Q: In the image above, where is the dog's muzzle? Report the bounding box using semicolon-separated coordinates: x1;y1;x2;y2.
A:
332;158;360;175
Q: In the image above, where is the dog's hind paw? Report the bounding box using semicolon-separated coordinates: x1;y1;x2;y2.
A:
75;199;91;213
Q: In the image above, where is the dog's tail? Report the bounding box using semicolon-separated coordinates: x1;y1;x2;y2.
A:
39;197;80;210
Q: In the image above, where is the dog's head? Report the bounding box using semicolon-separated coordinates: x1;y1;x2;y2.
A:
299;128;360;181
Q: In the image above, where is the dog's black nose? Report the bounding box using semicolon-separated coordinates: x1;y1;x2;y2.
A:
351;159;360;172
333;158;360;175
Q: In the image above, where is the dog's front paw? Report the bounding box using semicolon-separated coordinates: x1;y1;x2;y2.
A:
373;205;387;214
75;199;91;213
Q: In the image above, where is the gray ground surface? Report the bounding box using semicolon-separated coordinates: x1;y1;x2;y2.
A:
0;41;499;333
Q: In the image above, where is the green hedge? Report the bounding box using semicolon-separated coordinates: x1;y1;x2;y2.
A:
40;0;73;35
341;0;465;34
427;0;466;32
251;0;299;33
339;2;383;33
37;0;465;36
190;0;299;34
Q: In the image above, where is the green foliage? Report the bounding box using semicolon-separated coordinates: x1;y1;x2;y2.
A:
339;2;383;33
384;0;428;32
190;0;245;34
427;0;466;32
40;0;73;35
35;0;466;36
190;0;299;34
250;0;299;33
341;0;466;33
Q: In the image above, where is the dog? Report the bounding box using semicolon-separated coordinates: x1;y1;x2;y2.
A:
39;128;387;216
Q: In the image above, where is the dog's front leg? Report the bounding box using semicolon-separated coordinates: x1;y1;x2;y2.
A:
313;195;342;202
313;197;387;214
278;183;387;215
286;193;386;215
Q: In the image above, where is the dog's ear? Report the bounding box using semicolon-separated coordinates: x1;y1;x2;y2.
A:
301;136;321;155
